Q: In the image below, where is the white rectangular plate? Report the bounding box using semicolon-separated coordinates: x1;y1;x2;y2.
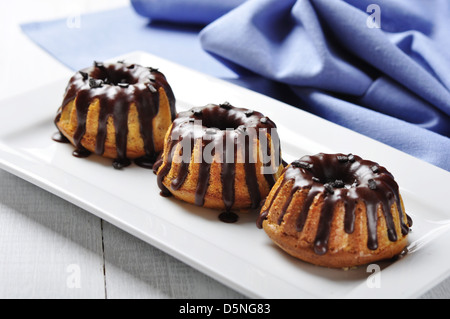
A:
1;51;450;298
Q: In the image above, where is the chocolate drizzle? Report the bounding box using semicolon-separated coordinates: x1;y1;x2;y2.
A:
257;153;412;254
51;131;69;143
54;61;176;169
155;103;283;219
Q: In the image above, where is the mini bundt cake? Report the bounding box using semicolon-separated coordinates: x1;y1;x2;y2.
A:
54;61;176;169
153;103;284;221
257;153;413;268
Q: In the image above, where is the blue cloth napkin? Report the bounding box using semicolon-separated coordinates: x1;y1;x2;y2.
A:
199;0;450;171
20;6;234;77
131;0;246;25
20;1;450;171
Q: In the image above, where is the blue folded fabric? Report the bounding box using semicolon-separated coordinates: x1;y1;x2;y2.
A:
131;0;246;25
20;1;450;171
199;0;450;170
21;6;234;78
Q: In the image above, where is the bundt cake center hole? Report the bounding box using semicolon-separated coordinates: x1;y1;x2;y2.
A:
91;68;139;85
201;112;244;131
315;174;358;189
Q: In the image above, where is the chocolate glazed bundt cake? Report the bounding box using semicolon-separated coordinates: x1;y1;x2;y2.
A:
54;61;176;169
257;153;413;268
153;103;284;222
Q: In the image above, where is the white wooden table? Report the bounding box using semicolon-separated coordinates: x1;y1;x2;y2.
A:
0;0;448;299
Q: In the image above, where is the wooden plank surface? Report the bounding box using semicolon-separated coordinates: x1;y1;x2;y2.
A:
102;220;245;299
0;170;245;298
0;170;105;298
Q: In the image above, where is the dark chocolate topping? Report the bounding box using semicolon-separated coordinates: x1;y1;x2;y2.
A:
54;62;176;169
218;211;239;223
257;153;412;254
156;103;283;215
51;131;69;144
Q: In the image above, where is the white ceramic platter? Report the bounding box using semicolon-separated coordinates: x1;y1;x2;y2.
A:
1;51;449;298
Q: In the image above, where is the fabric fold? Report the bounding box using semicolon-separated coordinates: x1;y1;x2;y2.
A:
199;0;450;170
293;86;450;169
130;0;246;25
200;0;374;95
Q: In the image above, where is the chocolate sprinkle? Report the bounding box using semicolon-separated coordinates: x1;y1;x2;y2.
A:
94;61;104;69
291;160;313;170
337;155;348;163
348;154;356;162
219;102;232;110
332;179;345;188
368;179;377;190
79;71;89;80
244;109;254;117
89;78;103;88
324;183;335;194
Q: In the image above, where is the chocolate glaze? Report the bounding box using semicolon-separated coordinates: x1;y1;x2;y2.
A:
257;153;412;255
54;61;176;169
219;212;239;223
155;103;283;219
51;131;69;144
